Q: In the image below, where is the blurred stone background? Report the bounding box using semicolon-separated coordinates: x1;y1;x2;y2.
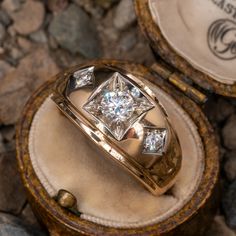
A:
0;0;235;235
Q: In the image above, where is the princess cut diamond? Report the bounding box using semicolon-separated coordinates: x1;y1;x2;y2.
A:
143;128;167;155
83;72;154;141
72;66;95;89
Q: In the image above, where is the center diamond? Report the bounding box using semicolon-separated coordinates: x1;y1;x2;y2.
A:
101;91;134;122
83;72;154;141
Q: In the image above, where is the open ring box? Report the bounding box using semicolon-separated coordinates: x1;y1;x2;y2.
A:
15;0;229;235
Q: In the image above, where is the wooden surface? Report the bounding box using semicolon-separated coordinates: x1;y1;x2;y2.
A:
16;60;219;235
135;0;236;97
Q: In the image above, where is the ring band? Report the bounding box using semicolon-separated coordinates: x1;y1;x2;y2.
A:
52;64;182;195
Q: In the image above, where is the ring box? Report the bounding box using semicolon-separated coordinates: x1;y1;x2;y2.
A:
15;1;228;235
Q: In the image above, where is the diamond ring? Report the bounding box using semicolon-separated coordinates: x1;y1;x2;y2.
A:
52;63;182;195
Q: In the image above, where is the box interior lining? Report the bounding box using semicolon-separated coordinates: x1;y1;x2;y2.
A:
149;0;236;85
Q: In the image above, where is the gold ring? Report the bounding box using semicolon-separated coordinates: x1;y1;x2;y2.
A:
52;64;182;195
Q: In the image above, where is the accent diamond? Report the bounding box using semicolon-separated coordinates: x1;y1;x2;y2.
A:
143;128;167;155
72;66;95;89
83;72;154;141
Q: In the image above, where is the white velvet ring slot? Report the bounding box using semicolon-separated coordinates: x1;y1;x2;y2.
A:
28;82;204;228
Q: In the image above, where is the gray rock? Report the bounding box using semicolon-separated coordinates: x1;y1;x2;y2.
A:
217;99;235;122
49;4;102;58
0;9;11;26
20;203;44;231
0;213;46;236
224;152;236;181
0;23;6;44
222;115;236;150
0;151;26;214
73;0;104;19
206;216;236;236
113;0;136;30
0;48;59;125
119;30;137;51
222;180;236;229
30;30;48;44
207;98;235;123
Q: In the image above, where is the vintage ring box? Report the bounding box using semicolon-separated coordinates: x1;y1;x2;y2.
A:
16;0;234;235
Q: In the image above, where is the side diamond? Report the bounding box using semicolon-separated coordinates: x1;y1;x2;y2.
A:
72;66;95;89
143;128;167;155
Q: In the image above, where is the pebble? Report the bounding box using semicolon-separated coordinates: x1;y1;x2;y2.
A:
47;0;68;13
9;46;24;61
96;0;119;9
222;115;236;150
119;30;137;51
49;4;102;58
20;204;44;231
0;9;11;26
0;151;26;214
48;34;58;49
1;0;22;13
0;213;46;236
7;25;17;37
206;215;236;236
0;23;6;44
29;30;47;44
113;0;136;30
102;27;119;41
207;98;235;123
224;152;236;181
73;0;104;19
17;36;33;53
0;48;59;125
222;180;236;229
0;133;6;154
0;47;4;54
0;60;14;80
11;0;45;35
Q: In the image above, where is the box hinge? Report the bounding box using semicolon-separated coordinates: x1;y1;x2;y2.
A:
151;63;207;104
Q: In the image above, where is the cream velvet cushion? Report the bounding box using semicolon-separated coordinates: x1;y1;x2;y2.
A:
29;82;204;228
149;0;236;84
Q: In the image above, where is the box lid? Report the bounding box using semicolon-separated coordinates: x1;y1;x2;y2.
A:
135;0;236;97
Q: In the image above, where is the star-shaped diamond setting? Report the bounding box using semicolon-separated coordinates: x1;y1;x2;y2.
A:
143;128;167;155
83;72;154;141
70;66;95;90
